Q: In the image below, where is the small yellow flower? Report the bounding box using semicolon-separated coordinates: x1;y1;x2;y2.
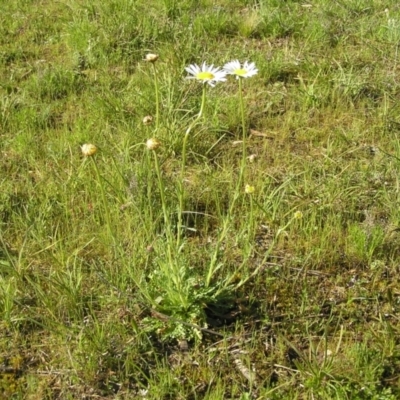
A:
146;138;161;150
245;184;255;194
145;53;159;63
294;211;303;219
81;143;97;156
143;115;153;125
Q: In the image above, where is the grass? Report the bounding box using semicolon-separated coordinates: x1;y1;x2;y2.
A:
2;0;400;398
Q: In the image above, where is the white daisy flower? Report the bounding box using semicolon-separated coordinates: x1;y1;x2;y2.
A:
223;60;258;79
185;62;227;87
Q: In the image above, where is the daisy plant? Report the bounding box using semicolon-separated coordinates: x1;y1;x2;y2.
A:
176;63;227;249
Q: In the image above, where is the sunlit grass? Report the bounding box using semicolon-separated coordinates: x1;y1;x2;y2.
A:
2;0;400;398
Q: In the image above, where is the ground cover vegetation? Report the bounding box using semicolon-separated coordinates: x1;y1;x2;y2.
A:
2;0;400;398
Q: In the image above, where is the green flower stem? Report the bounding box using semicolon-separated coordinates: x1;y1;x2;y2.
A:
152;150;170;236
206;79;249;287
91;157;115;244
205;195;254;289
251;197;270;216
145;151;154;224
238;77;247;187
205;217;229;287
176;84;207;250
152;63;160;130
249;194;254;235
197;83;207;120
149;147;189;308
229;77;247;216
151;149;175;270
239;77;246;143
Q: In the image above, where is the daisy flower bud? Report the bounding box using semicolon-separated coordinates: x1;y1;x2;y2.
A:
81;143;97;156
143;115;153;125
145;53;159;63
146;138;161;151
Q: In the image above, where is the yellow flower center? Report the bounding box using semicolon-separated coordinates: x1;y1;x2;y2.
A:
197;71;215;80
234;68;247;76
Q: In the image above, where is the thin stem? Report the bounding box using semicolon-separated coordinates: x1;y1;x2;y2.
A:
145;151;154;224
149;147;190;308
177;84;207;250
152;63;160;130
238;77;247;192
207;79;248;287
249;195;254;235
91;157;115;246
198;83;207;120
205;217;229;287
152;150;170;234
239;78;246;139
152;150;175;267
229;77;247;215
